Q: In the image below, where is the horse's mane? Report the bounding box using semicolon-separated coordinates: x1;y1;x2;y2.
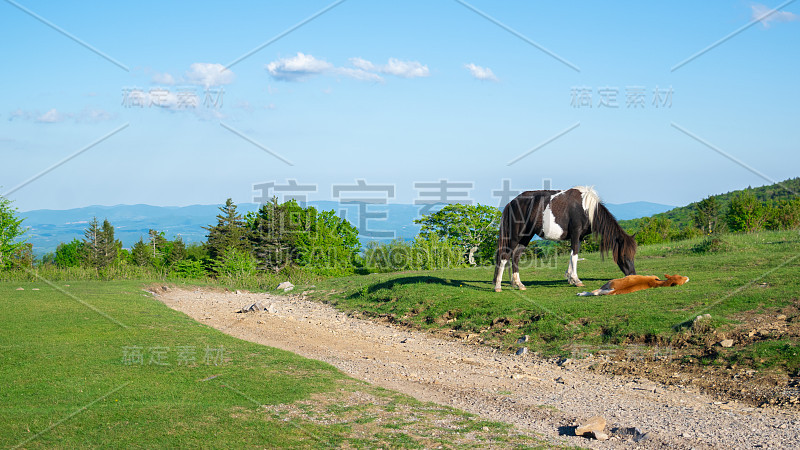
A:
574;186;599;227
592;202;637;264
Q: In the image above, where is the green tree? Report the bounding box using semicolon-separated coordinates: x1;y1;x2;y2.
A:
413;204;500;266
55;239;84;268
249;198;303;272
295;208;360;273
726;190;766;232
99;219;120;267
148;229;168;260
82;217;102;268
204;198;250;261
694;195;721;234
0;194;26;269
765;198;800;230
130;238;154;267
9;243;34;269
635;216;674;245
168;236;187;267
247;199;360;274
82;218;120;269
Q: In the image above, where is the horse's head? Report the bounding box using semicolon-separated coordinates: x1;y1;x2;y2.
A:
663;274;689;286
616;233;637;276
618;255;636;276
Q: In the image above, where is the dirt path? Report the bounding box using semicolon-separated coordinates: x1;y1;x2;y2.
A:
154;287;800;449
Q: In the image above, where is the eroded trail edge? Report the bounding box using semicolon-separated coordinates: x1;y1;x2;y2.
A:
154;287;800;449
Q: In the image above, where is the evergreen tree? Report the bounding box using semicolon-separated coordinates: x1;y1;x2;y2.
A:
148;229;167;260
167;236;187;267
82;218;120;269
694;195;721;234
82;217;102;268
249;197;301;272
204;198;250;261
130;238;154;267
98;219;119;267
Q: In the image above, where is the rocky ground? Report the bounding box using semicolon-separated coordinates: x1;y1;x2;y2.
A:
154;286;800;449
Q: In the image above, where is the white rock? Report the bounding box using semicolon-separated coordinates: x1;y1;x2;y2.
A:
277;281;294;292
592;431;609;441
576;416;606;435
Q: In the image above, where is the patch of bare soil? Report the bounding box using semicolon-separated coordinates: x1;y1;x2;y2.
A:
591;300;800;409
153;286;800;449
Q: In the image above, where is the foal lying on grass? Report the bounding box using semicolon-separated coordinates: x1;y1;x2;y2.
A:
577;274;689;296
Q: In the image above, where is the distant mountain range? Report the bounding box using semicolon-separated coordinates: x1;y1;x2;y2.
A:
18;200;675;255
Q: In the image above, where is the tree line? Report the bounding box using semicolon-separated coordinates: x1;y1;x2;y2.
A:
631;189;800;246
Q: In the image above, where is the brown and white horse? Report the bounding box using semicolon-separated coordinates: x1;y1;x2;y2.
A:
493;186;637;292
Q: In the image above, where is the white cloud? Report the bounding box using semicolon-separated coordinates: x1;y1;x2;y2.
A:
184;63;235;87
350;57;376;72
8;109;33;121
36;108;66;123
333;67;383;82
152;72;176;85
464;63;498;82
12;107;115;124
351;57;430;78
266;53;333;81
752;3;799;27
265;53;428;82
380;58;430;78
77;107;115;123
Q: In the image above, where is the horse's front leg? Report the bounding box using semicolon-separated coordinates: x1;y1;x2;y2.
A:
511;244;527;290
565;238;584;287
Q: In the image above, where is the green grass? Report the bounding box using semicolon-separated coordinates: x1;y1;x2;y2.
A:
309;231;800;373
0;281;546;448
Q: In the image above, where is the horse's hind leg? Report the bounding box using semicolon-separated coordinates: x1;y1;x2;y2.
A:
493;257;507;292
511;244;527;290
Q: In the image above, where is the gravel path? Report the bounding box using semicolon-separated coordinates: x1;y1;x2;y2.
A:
154;287;800;449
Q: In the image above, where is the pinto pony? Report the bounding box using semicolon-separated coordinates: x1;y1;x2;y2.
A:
493;186;637;292
577;274;689;296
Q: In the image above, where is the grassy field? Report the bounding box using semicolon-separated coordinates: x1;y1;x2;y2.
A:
0;281;545;448
309;231;800;377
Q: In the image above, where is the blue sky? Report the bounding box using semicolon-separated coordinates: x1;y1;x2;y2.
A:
2;0;799;212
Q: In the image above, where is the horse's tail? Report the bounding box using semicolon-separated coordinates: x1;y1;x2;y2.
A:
592;202;637;265
496;203;513;261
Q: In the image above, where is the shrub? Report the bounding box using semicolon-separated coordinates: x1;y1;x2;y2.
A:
692;236;730;254
726;190;766;232
172;259;207;279
213;247;258;279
